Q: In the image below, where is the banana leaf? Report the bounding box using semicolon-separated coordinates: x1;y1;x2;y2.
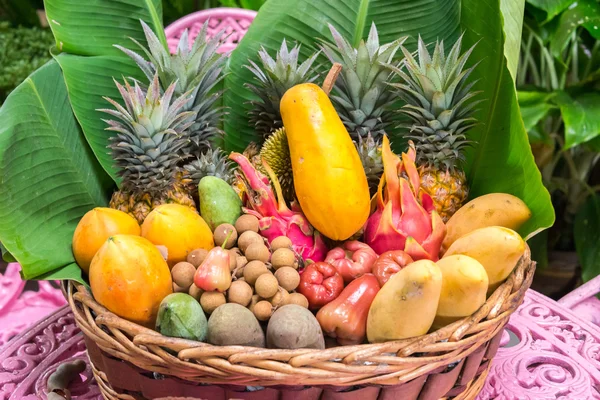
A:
45;0;167;183
223;0;554;239
0;61;113;283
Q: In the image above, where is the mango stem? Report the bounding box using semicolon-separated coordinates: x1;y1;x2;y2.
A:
322;63;342;95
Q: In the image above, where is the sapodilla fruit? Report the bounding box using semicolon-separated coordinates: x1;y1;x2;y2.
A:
72;207;140;274
89;234;173;327
142;204;214;267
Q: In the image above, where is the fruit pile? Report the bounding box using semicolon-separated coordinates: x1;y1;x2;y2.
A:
70;21;534;350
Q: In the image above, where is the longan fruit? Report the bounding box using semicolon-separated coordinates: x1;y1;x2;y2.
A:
214;224;237;249
173;282;187;293
271;248;296;270
238;231;263;253
230;247;242;256
227;249;238;271
171;261;196;289
269;288;289;307
227;280;253;306
248;294;261;312
188;283;204;301
253;300;273;321
187;248;209;268
245;243;270;263
235;214;259;234
285;293;309;308
255;273;279;298
243;261;269;286
274;267;300;291
270;236;292;251
200;291;226;314
236;255;248;270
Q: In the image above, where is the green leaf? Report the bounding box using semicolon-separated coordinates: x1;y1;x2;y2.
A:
45;0;166;182
517;90;555;132
462;0;555;239
0;243;17;263
222;0;461;152
501;0;525;81
527;229;549;269
53;52;149;184
550;0;600;57
525;0;573;22
575;194;600;282
554;91;600;149
0;61;112;281
44;0;166;57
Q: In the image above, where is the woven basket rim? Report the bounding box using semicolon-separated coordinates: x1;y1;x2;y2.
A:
65;248;535;387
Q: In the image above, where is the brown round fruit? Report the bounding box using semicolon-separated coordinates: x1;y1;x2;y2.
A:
200;291;226;314
227;249;238;271
188;283;204;301
235;215;259;234
243;261;269;286
173;282;187;293
270;236;292;251
187;248;209;268
238;231;263;253
171;261;196;289
285;293;309;308
248;294;261;312
269;288;289;307
245;243;270;263
274;267;300;291
253;300;273;321
236;256;248;270
214;224;237;249
227;280;253;306
255;273;279;298
271;248;296;270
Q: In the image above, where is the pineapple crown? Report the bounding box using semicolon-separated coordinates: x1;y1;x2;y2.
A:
98;74;196;195
183;142;235;188
387;35;482;172
116;20;228;154
319;23;407;140
245;40;321;139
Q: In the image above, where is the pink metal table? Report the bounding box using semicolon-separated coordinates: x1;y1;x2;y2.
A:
1;263;599;399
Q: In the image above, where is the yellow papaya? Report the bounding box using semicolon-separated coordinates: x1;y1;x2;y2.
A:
280;83;370;241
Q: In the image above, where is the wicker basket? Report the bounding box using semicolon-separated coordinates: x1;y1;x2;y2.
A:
65;249;534;400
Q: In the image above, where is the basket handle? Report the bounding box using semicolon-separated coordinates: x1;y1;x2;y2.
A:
558;274;600;309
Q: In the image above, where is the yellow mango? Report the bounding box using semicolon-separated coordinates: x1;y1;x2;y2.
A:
433;255;488;330
280;83;370;241
442;193;531;253
444;226;526;294
366;260;442;343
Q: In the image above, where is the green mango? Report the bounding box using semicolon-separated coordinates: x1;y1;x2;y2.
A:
199;176;242;231
156;293;208;341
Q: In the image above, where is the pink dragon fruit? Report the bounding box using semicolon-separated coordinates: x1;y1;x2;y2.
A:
229;152;328;262
363;136;446;261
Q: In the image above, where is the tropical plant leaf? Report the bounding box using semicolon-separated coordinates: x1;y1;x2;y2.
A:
525;0;573;22
501;0;525;81
517;90;556;132
45;0;166;182
0;61;112;283
222;0;461;152
554;91;600;149
575;194;600;282
550;0;600;57
44;0;166;57
461;0;555;239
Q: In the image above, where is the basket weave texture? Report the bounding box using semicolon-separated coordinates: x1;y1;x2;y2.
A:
67;251;534;400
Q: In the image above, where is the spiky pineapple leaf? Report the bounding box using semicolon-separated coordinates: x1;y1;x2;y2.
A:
222;0;461;151
461;0;555;239
0;61;112;283
46;0;166;183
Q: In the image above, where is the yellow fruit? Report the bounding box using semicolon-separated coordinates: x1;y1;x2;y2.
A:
433;255;488;330
141;204;214;267
89;234;172;327
442;193;531;253
444;226;526;294
367;260;442;343
72;207;140;274
280;83;370;240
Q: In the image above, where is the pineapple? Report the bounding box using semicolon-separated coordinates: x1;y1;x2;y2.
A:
245;40;320;140
355;133;383;196
388;35;480;222
99;75;197;224
259;128;294;202
319;23;406;141
116;20;227;154
183;143;235;191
